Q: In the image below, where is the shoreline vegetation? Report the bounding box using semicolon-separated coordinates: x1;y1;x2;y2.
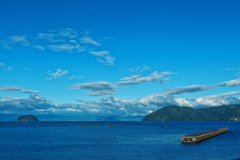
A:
142;105;240;121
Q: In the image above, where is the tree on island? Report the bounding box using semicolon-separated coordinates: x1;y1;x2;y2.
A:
142;105;240;121
13;114;39;122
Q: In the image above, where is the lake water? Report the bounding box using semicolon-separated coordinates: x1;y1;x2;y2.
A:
0;121;239;160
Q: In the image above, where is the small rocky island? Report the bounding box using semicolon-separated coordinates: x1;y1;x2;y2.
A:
13;114;39;122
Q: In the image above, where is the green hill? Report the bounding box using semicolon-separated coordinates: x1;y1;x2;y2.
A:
13;114;39;122
142;105;240;121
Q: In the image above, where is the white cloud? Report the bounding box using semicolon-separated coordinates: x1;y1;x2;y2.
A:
218;78;240;86
89;51;109;56
77;99;84;102
58;28;78;38
117;71;175;85
160;77;240;97
77;76;85;79
225;68;240;78
0;62;14;71
192;92;240;107
2;75;240;116
38;28;78;43
81;37;101;46
1;90;240;116
1;28;116;67
38;29;86;53
46;69;68;80
129;65;150;73
0;62;5;69
0;85;41;94
163;85;214;95
0;95;53;114
155;77;240;97
235;72;240;77
226;68;240;72
1;35;44;51
7;35;30;46
69;81;116;96
48;44;84;53
1;35;30;49
0;40;11;49
70;81;115;91
32;45;45;50
137;91;240;108
69;75;75;80
37;33;65;43
6;66;14;71
86;91;115;96
24;68;31;71
99;37;115;41
89;51;115;66
120;75;141;81
70;40;77;43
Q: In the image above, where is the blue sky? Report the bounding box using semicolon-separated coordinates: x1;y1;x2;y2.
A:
1;0;240;119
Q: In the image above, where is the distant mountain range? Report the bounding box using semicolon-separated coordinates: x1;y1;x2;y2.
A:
0;114;144;121
142;105;240;121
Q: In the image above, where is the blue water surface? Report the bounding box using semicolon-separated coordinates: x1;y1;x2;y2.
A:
0;121;239;160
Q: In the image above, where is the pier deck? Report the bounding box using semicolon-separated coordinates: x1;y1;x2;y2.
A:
181;128;228;143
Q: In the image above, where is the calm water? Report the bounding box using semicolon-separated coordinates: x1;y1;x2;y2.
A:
0;121;239;160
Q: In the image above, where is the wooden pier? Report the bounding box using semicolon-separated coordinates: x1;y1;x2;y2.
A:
181;128;228;143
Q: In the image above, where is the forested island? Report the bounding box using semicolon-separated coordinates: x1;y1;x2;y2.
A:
142;105;240;121
13;114;39;122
